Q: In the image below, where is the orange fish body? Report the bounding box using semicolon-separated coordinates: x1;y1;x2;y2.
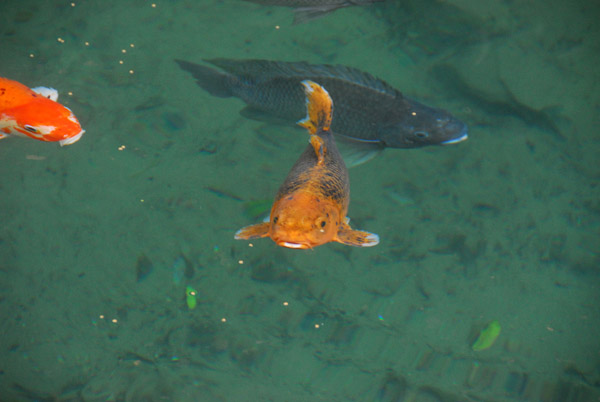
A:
0;77;85;146
235;80;379;249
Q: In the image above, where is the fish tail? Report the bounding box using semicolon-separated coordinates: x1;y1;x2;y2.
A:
175;59;235;98
297;80;333;135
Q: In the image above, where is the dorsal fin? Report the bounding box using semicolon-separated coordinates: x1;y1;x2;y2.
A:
204;58;403;99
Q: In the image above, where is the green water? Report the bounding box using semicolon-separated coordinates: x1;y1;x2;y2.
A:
1;1;598;401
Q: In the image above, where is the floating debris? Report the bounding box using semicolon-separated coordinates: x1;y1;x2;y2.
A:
186;286;197;310
472;320;501;351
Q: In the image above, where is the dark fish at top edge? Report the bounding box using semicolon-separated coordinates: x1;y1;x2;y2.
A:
242;0;386;24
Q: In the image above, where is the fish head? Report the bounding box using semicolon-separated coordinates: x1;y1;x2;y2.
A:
383;100;468;148
269;192;342;249
31;86;59;101
2;97;85;146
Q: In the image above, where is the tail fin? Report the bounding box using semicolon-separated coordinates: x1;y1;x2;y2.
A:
297;80;333;135
175;59;234;98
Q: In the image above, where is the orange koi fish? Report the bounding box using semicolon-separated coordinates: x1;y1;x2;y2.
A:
235;80;379;249
0;77;85;146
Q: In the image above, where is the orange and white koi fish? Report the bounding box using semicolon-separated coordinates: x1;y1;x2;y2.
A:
235;80;379;249
0;77;85;146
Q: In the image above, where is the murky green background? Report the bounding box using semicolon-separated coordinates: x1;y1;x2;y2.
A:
1;0;598;401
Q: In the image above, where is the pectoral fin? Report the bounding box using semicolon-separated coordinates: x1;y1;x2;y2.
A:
235;222;270;240
336;136;384;168
335;224;379;247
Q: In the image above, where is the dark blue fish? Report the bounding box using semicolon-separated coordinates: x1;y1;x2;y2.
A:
176;58;467;160
243;0;386;24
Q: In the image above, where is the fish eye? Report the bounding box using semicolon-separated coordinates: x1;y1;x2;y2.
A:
414;131;428;139
273;216;279;224
315;217;327;232
24;125;39;133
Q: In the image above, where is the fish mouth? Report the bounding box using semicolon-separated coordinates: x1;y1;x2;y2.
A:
440;124;468;145
441;131;468;145
279;241;310;249
59;129;85;146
